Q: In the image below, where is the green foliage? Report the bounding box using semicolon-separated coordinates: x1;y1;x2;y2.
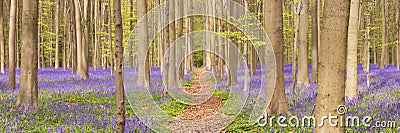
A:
212;89;229;101
159;98;187;116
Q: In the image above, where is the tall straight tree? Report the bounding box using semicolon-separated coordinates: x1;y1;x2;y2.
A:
82;0;90;78
55;0;60;69
74;0;84;78
379;0;387;69
114;0;125;132
0;0;5;74
108;0;114;74
137;0;150;86
397;0;400;70
63;0;68;70
264;0;290;114
315;0;349;132
311;0;318;82
16;0;39;110
297;0;309;85
168;0;177;88
8;0;17;89
346;0;360;99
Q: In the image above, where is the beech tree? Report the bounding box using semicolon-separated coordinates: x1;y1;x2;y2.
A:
265;0;290;114
345;0;360;99
114;0;125;132
315;0;350;132
8;0;17;90
137;0;150;86
0;0;4;74
297;0;309;85
16;0;39;110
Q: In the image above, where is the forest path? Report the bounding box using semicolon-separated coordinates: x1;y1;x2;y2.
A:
165;68;233;132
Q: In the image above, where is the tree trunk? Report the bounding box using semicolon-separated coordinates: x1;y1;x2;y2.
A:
345;0;360;99
162;0;169;92
297;0;309;85
16;0;21;69
16;0;39;110
63;0;68;70
81;0;90;79
397;0;400;70
71;3;77;73
8;0;17;90
311;0;318;82
217;0;224;79
168;0;177;88
380;0;386;69
108;0;114;74
315;0;349;132
265;0;290;114
114;0;125;132
365;4;371;86
74;0;84;76
177;0;184;79
55;0;60;69
129;0;134;68
137;0;150;86
292;0;298;87
0;0;5;74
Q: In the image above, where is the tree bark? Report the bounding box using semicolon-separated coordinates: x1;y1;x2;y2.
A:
63;0;68;70
137;0;150;86
82;0;90;78
315;0;349;132
177;0;184;79
265;0;290;114
292;0;298;87
0;0;5;74
311;0;318;82
397;0;400;70
55;0;60;69
114;0;125;132
380;0;386;69
16;0;39;110
108;0;114;75
345;0;360;99
365;4;371;86
168;0;177;88
8;0;17;90
297;0;309;85
74;0;84;77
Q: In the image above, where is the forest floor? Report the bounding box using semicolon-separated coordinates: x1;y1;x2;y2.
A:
0;65;399;132
166;68;233;132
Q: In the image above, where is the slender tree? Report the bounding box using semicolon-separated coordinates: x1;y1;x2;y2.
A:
168;0;177;88
315;0;349;132
63;0;68;70
297;0;309;85
311;0;318;82
82;0;90;78
397;0;400;70
16;0;39;110
380;0;387;69
114;0;125;132
8;0;17;90
0;0;5;74
177;0;184;79
74;0;83;76
137;0;150;86
108;0;114;74
55;0;60;69
345;0;360;99
365;4;371;86
265;0;290;114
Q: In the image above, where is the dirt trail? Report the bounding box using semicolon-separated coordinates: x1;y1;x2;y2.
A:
165;68;233;132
